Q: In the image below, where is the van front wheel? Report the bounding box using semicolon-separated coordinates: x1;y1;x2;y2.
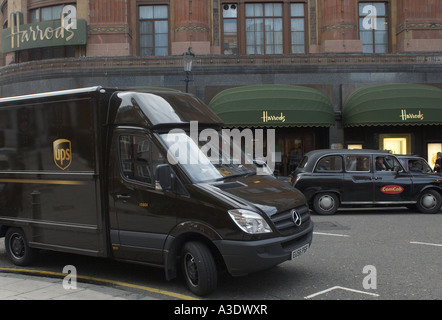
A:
181;241;217;297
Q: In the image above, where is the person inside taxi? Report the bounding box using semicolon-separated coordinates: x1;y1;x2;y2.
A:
408;160;421;172
375;157;389;171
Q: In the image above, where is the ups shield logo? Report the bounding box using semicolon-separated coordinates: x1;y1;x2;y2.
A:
53;139;72;170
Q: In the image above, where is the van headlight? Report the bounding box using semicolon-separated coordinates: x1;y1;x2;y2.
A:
228;209;272;234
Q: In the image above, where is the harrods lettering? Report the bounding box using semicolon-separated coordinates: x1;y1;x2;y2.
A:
1;6;87;53
261;111;286;123
8;13;74;50
400;109;424;121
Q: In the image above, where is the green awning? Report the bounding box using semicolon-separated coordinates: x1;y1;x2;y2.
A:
208;85;335;127
343;84;442;127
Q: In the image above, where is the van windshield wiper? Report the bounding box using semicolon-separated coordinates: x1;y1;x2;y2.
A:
215;171;255;181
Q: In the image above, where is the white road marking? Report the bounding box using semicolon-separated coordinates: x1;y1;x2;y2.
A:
410;241;442;248
304;286;379;299
313;232;350;238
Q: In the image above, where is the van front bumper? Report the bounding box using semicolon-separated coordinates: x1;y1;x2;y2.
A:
213;221;313;277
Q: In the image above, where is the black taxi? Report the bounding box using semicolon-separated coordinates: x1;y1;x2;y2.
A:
289;149;442;215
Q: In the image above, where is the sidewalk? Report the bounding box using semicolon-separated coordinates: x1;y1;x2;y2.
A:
0;272;160;300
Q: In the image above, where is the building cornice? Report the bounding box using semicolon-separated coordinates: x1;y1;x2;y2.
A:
1;53;441;81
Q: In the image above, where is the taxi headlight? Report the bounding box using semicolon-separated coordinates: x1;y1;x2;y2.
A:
228;209;272;234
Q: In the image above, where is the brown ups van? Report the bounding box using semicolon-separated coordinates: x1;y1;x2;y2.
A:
0;87;313;296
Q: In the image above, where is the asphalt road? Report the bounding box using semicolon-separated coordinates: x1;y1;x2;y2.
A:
0;207;441;300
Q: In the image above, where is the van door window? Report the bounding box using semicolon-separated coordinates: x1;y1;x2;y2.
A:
118;135;165;185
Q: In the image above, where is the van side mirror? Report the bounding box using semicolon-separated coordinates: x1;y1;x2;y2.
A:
254;159;274;176
156;164;173;191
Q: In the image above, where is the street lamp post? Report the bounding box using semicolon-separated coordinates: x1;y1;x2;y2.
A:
183;47;195;93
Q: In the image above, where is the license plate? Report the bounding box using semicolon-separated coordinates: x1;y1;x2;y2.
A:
291;244;309;260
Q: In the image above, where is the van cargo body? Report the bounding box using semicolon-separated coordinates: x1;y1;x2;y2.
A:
0;87;313;296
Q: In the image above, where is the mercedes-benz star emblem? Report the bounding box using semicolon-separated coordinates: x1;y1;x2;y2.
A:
291;209;302;227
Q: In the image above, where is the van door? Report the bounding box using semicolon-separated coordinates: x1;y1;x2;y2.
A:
373;155;413;204
109;129;176;265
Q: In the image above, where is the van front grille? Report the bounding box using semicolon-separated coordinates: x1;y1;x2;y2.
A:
270;204;310;235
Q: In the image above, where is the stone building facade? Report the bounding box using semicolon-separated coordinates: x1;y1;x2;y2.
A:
1;0;442;174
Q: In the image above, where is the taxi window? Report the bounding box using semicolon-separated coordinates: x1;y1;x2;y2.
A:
408;158;432;173
345;155;370;172
298;156;308;169
376;155;402;172
315;156;342;173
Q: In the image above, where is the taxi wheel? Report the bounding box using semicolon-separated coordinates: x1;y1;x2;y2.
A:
416;190;442;214
313;193;339;215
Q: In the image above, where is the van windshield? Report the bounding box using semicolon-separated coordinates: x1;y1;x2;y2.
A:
159;131;257;183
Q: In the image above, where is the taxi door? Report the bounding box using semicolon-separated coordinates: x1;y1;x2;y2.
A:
342;154;374;203
373;154;413;203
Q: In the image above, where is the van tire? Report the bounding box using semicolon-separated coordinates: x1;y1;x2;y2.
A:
181;241;217;296
313;193;339;215
5;228;36;266
416;190;442;214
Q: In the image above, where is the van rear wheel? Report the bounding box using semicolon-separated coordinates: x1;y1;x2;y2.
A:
5;228;36;266
181;241;217;296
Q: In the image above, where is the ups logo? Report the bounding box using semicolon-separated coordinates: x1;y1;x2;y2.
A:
53;139;72;170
